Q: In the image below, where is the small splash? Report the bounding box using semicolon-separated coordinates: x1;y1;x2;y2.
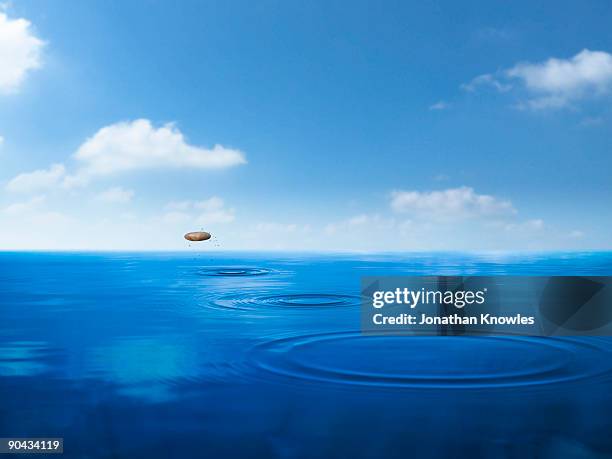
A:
246;333;612;389
209;293;360;311
198;267;274;277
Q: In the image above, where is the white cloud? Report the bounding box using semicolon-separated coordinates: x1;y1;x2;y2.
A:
161;211;191;224
0;191;595;251
5;163;65;193
568;230;585;239
95;186;134;204
0;135;4;147
164;201;192;211
166;197;224;212
429;101;451;111
64;119;246;186
464;50;612;110
347;214;370;226
254;222;299;232
0;11;44;93
2;195;46;215
7;119;247;194
193;196;225;211
390;186;516;220
164;196;235;224
195;197;235;224
500;219;544;232
324;214;395;236
507;50;612;97
461;73;512;93
197;209;235;225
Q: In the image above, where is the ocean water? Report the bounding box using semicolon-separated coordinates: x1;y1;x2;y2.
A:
1;251;612;458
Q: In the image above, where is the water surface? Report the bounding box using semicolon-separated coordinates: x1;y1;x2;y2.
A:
1;252;611;458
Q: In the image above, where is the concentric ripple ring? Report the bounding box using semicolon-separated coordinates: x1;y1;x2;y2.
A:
210;293;361;311
198;267;274;277
247;332;612;389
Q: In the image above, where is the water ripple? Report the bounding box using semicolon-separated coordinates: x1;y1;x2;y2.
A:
197;266;274;277
209;293;360;311
247;332;612;389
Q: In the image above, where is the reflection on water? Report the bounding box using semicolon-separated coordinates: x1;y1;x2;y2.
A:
89;337;200;402
0;341;54;377
1;252;612;458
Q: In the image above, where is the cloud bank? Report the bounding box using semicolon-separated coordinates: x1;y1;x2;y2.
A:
390;187;516;220
0;183;592;251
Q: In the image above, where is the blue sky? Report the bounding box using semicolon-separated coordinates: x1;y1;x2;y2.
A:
1;0;611;250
